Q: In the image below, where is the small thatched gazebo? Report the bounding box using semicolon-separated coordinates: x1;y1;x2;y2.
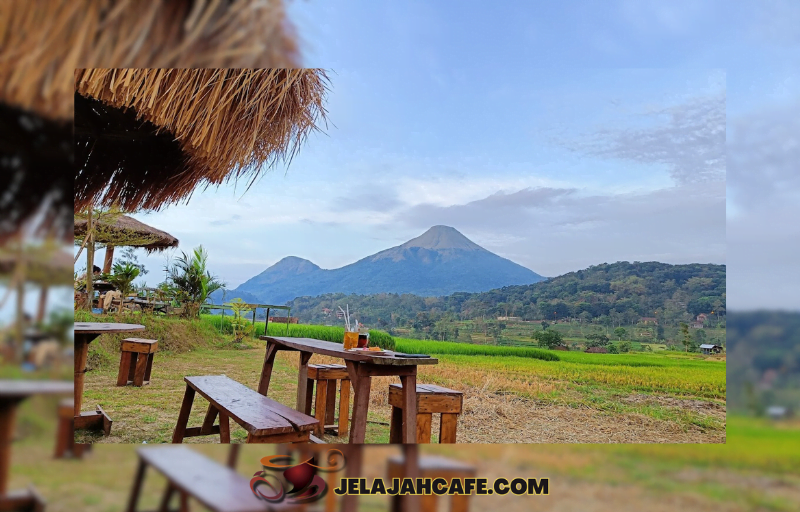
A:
74;213;179;273
2;0;303;243
74;69;329;211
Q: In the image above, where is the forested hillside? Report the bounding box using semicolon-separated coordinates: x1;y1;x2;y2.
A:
288;261;726;330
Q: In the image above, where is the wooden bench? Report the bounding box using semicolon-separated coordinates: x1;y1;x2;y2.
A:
388;383;463;443
117;338;157;387
125;445;299;512
304;363;351;438
172;376;318;444
388;455;476;512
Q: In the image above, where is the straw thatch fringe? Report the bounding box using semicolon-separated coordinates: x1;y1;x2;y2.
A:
74;213;179;253
74;68;328;211
0;0;300;122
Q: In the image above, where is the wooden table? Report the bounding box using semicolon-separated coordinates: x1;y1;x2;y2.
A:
130;299;168;314
259;337;438;444
0;380;72;509
74;322;145;434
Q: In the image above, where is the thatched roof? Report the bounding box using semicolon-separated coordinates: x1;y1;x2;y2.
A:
0;0;300;242
0;247;73;286
74;214;178;253
0;0;300;122
75;68;329;211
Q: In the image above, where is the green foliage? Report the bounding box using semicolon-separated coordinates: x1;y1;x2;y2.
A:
619;341;632;353
168;246;225;317
613;327;627;340
608;344;620;354
228;298;254;343
105;262;140;297
532;329;564;349
585;333;610;348
680;322;691;352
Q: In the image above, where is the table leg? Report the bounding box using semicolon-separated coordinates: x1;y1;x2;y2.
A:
399;444;421;512
0;399;20;496
296;352;312;411
125;458;146;512
341;445;363;512
257;342;280;395
399;373;418;444
347;362;372;444
73;337;90;416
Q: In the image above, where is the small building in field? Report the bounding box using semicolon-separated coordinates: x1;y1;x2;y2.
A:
690;321;704;329
497;316;521;321
270;316;299;324
766;406;788;420
640;317;658;325
697;313;708;323
585;347;608;354
553;344;569;351
699;343;723;355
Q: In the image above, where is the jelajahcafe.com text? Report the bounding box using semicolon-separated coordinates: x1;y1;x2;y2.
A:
334;477;548;496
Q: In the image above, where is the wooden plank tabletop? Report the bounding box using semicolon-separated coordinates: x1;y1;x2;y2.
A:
185;376;317;435
261;336;438;366
74;322;145;334
138;446;299;512
0;380;73;398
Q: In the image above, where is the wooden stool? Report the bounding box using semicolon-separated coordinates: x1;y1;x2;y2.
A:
117;338;157;387
389;383;462;443
304;364;351;438
388;455;476;512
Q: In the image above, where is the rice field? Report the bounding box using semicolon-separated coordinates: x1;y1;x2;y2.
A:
395;337;560;361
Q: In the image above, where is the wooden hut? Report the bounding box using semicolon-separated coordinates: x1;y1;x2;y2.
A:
585;346;608;354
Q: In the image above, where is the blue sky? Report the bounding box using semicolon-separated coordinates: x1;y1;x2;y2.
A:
84;1;800;309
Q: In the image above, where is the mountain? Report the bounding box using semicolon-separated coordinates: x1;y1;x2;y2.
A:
220;226;545;304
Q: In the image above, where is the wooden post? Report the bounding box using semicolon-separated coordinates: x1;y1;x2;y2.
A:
35;285;48;325
103;245;115;274
0;400;18;495
85;209;94;311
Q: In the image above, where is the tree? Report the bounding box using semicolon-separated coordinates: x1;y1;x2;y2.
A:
540;320;550;331
105;262;140;298
656;324;665;340
680;322;691;352
585;333;610;348
117;246;149;276
532;329;564;349
618;341;632;353
613;327;627;341
168;245;225;317
608;344;620;354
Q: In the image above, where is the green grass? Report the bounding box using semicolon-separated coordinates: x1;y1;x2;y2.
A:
394;337;560;361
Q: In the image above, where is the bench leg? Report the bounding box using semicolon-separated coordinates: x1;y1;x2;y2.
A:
157;482;176;512
338;379;350;438
440;413;459;444
117;351;133;386
54;414;71;459
304;378;314;415
179;491;189;512
172;384;196;443
325;379;337;428
219;412;231;443
127;353;138;384
314;379;328;437
389;406;402;444
416;413;432;444
200;403;219;435
133;352;149;386
125;458;146;512
144;353;155;383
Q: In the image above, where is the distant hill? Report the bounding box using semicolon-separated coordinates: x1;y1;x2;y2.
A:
287;261;726;328
215;226;545;304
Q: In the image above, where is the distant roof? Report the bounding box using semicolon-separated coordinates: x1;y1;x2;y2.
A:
699;344;720;349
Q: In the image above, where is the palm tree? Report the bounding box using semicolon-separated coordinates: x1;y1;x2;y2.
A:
168;246;225;317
